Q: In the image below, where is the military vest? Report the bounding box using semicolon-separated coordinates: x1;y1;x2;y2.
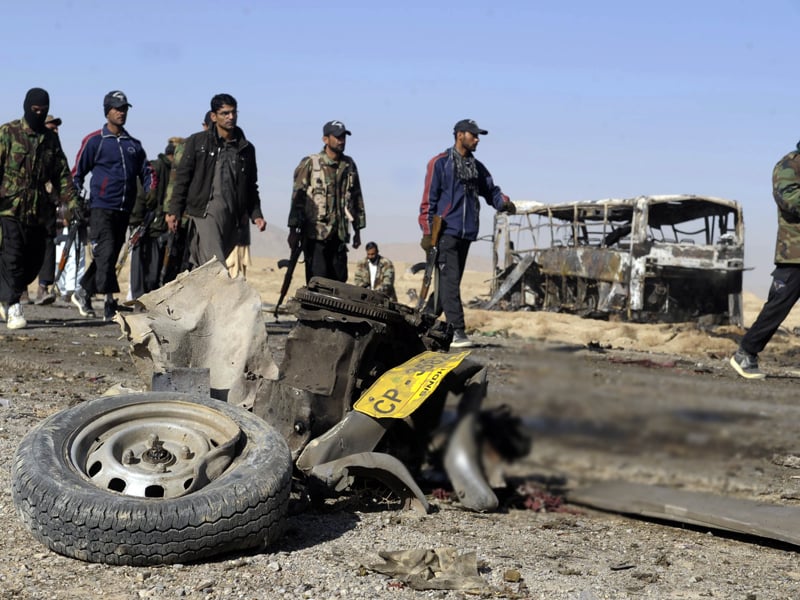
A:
305;154;355;241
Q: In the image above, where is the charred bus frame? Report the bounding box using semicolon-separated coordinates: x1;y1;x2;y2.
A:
491;195;745;325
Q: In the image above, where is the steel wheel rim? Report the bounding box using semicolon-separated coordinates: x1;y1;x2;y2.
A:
69;399;241;499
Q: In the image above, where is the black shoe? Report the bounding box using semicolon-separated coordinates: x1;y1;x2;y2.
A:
104;299;119;321
71;288;96;317
451;329;474;348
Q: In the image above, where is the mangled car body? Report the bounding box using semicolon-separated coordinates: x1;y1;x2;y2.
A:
11;262;529;566
489;194;745;325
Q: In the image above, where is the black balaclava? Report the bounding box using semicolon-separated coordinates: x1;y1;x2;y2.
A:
24;88;50;132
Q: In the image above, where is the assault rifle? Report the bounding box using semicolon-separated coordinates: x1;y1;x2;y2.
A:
53;209;87;296
158;227;186;287
417;214;443;311
116;210;154;276
273;237;303;319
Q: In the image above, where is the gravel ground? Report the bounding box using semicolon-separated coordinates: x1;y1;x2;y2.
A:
1;302;800;599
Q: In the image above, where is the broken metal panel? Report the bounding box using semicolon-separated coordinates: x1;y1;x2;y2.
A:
490;194;745;324
116;260;279;410
568;480;800;548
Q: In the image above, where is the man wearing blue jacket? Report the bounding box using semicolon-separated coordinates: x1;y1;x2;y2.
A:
71;91;156;320
418;119;515;348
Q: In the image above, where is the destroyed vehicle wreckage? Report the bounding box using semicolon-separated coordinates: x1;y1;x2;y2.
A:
11;263;530;566
487;194;745;326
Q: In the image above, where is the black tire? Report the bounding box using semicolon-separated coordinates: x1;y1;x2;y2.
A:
11;392;292;566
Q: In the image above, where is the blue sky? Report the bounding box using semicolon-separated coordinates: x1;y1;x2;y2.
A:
2;0;796;296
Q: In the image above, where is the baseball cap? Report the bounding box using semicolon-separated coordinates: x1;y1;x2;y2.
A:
103;90;132;113
323;120;351;137
453;119;488;135
45;115;62;127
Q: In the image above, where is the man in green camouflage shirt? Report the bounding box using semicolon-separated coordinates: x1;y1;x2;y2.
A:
287;120;366;284
353;241;397;301
0;88;78;329
730;142;800;379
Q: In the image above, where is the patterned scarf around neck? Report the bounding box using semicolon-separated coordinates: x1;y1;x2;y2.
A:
452;146;479;198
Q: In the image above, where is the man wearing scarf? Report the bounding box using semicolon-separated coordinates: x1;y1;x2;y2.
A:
418;119;516;348
0;88;79;329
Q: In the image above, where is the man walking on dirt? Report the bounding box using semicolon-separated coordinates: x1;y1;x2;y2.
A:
71;91;156;320
418;119;516;348
0;88;78;329
287;120;366;284
730;141;800;379
166;94;266;269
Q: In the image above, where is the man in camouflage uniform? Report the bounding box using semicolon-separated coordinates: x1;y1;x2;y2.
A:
0;88;78;329
287;120;366;284
353;241;397;301
730;142;800;379
129;137;181;299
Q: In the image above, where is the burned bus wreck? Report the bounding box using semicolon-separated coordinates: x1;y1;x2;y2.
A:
488;195;745;326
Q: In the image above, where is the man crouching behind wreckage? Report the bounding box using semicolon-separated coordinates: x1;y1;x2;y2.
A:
117;261;531;513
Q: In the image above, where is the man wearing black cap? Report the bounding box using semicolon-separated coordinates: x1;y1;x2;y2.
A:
419;119;516;348
128;137;180;298
287;120;366;283
0;89;79;329
166;94;266;270
71;90;156;320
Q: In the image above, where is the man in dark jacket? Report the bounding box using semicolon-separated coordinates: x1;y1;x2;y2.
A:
165;94;266;268
71;90;156;320
419;119;515;348
0;88;78;329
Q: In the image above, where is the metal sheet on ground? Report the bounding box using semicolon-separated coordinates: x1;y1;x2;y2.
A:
568;480;800;547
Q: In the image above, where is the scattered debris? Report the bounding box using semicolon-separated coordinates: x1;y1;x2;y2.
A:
772;454;800;469
369;547;488;591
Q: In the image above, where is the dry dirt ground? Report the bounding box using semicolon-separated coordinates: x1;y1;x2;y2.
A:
3;270;800;599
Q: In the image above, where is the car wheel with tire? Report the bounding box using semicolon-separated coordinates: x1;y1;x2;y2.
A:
11;392;292;566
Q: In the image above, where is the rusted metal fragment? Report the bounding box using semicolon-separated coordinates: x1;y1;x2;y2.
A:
483;254;536;309
568;481;800;547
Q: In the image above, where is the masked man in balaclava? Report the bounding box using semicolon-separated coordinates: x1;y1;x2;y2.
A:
0;87;79;329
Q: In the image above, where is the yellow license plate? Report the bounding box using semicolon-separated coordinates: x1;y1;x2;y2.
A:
354;350;470;419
